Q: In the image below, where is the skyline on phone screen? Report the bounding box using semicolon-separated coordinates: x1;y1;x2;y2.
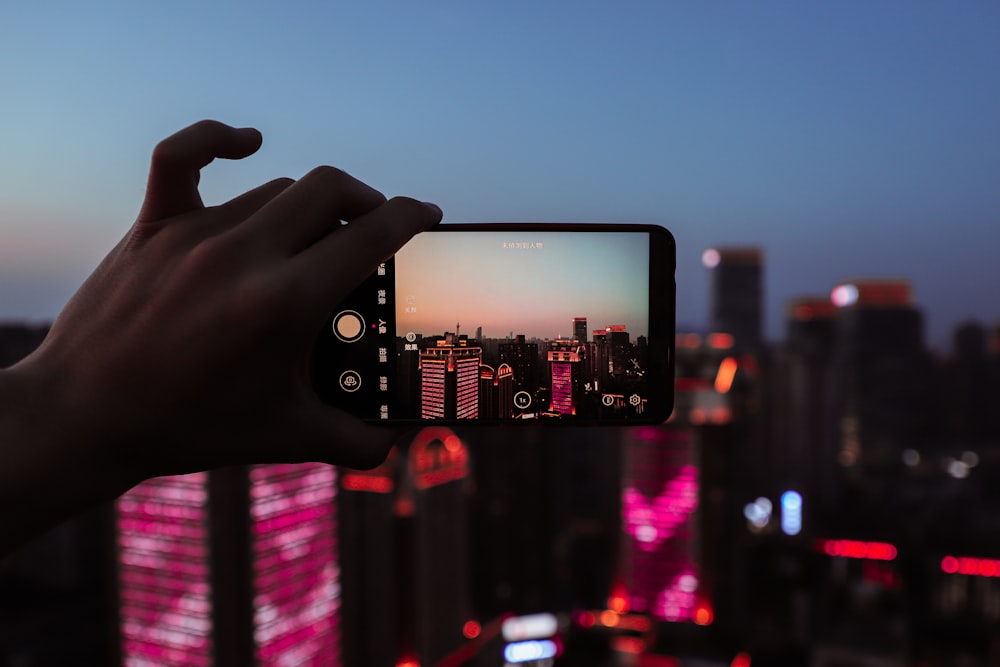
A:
394;231;649;341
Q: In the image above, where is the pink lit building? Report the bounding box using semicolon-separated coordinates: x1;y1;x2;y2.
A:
620;426;703;623
116;464;341;666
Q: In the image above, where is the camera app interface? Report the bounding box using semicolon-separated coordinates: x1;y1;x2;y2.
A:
317;230;653;422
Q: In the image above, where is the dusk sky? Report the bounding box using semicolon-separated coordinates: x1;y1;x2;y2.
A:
2;2;999;350
395;230;649;340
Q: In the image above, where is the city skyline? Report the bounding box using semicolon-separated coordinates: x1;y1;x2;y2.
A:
393;231;649;340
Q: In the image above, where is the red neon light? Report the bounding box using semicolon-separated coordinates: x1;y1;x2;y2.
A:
941;555;1000;577
731;653;752;667
462;620;481;639
608;581;630;614
577;611;595;628
692;600;714;626
714;357;738;394
341;474;394;494
820;539;897;561
707;333;734;349
612;636;647;655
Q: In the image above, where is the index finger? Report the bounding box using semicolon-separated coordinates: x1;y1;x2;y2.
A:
137;120;263;224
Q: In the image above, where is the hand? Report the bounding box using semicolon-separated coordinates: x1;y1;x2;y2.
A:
16;120;442;483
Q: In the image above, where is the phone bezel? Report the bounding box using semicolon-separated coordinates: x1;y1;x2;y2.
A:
317;222;676;426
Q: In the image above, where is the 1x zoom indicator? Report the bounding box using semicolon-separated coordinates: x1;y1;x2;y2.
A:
333;311;365;343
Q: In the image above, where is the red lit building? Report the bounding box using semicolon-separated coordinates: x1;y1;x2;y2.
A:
419;339;482;420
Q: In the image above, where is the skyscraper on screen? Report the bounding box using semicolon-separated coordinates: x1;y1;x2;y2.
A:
419;336;482;419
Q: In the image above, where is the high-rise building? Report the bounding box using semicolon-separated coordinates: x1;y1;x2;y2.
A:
573;317;588;343
478;364;514;419
703;247;764;349
419;337;482;420
782;297;836;509
339;429;472;667
499;335;539;397
548;340;586;416
828;279;931;471
619;427;702;623
116;463;341;666
606;325;632;379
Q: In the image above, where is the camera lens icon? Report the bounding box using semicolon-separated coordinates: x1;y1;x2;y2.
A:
339;370;362;393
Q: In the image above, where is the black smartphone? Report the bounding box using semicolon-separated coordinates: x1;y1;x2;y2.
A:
313;223;675;425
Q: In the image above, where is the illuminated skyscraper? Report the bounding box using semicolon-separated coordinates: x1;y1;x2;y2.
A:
419;337;482;419
703;247;763;349
620;427;703;623
116;464;341;666
548;340;586;416
478;363;515;419
573;317;588;343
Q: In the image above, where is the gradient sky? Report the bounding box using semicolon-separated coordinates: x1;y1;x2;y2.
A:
3;2;999;350
395;230;649;339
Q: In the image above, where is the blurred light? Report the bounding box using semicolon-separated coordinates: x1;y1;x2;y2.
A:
502;613;557;642
941;555;1000;578
714;357;738;394
707;332;734;349
821;539;897;561
780;491;802;536
396;659;419;667
689;408;707;425
711;407;732;424
692;601;714;626
743;499;771;529
676;333;703;349
962;451;980;467
731;653;752;667
599;610;620;627
617;615;652;633
504;639;557;663
902;449;920;467
611;636;646;654
702;248;720;269
831;284;859;307
576;611;595;628
342;473;394;493
947;460;970;479
463;620;481;640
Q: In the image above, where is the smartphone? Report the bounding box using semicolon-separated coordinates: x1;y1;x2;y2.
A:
312;223;675;425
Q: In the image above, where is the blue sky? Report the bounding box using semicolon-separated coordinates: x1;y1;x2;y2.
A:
3;1;999;349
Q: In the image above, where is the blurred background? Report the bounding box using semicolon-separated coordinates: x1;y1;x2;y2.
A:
3;2;1000;665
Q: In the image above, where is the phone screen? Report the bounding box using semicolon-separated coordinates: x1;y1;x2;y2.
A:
313;223;675;424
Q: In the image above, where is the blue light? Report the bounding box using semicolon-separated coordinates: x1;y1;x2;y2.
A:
780;490;802;536
504;639;558;663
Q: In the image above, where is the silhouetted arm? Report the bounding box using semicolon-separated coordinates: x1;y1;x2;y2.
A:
0;120;441;555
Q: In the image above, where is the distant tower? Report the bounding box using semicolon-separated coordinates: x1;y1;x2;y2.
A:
499;335;539;397
703;247;763;349
573;317;588;343
828;279;929;470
